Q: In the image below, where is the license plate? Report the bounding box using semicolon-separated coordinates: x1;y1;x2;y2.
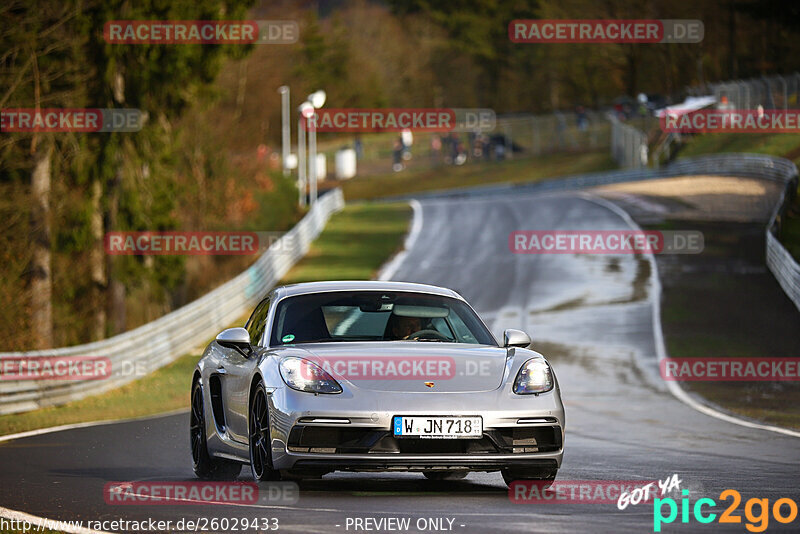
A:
392;416;482;439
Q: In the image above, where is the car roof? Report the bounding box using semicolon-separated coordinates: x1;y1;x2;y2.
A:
271;280;464;301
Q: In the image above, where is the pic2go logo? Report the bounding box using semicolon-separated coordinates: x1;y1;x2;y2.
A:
654;489;798;532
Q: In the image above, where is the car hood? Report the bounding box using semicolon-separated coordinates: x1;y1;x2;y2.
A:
287;341;511;393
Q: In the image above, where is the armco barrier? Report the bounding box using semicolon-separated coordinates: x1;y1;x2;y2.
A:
387;153;800;312
0;189;345;415
767;231;800;310
767;180;800;312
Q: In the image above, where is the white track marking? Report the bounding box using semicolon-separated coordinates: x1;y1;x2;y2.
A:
0;506;110;534
0;408;188;444
0;410;189;533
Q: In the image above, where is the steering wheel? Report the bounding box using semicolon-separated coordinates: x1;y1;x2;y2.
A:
408;329;450;341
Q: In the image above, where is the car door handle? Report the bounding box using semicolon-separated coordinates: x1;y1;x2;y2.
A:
216;367;227;375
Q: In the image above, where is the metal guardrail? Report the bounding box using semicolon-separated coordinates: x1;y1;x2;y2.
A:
766;174;800;312
0;189;345;415
767;232;800;310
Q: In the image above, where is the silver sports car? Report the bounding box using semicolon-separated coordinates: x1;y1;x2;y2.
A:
190;281;565;487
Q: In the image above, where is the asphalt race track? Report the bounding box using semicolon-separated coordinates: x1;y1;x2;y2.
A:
2;189;799;533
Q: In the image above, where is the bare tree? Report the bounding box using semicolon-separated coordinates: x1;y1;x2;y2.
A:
30;138;53;349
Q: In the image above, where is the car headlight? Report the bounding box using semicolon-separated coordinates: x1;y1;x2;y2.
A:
513;358;554;395
279;357;342;394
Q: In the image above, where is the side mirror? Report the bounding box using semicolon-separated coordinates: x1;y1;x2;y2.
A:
503;328;531;348
216;327;252;355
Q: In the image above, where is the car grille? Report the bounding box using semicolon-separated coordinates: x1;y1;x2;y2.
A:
286;425;562;454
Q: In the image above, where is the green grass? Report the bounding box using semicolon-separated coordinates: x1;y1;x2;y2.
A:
0;203;412;439
340;150;615;201
281;202;411;283
654;221;800;430
649;133;800;428
677;131;800;166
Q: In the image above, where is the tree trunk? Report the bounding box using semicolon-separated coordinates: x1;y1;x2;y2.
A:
106;162;125;334
90;177;106;340
30;141;53;349
728;0;737;79
626;45;638;97
106;67;127;335
233;60;248;120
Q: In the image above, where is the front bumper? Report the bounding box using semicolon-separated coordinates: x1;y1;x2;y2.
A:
266;385;565;472
288;455;560;474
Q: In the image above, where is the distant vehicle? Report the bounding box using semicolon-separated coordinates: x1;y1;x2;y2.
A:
190;281;565;487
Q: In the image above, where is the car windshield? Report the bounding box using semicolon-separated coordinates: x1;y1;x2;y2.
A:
270;291;496;346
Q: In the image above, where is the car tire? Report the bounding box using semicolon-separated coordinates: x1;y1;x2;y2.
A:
501;468;558;488
249;383;281;482
423;471;468;481
190;380;243;480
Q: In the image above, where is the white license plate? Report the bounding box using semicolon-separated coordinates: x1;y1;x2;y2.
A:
393;416;482;439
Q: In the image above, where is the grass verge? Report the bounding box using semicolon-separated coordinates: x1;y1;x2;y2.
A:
340;150;615;201
0;202;411;438
677;132;800;166
653;220;800;429
280;202;411;283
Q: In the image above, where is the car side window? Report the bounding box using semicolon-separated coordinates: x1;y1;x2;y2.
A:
245;298;271;346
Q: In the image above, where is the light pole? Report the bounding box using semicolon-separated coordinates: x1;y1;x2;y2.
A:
278;86;290;177
306;90;326;206
297;101;314;207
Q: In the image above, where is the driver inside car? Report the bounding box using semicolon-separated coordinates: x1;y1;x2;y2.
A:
387;315;424;340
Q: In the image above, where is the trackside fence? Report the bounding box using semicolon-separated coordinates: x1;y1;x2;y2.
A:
609;115;648;169
688;74;800;111
0;189;345;415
